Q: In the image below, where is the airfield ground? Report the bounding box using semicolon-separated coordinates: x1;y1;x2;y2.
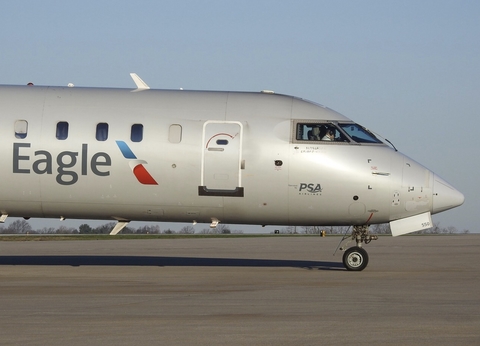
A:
0;235;479;345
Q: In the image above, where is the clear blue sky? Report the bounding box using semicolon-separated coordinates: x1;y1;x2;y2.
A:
1;1;478;232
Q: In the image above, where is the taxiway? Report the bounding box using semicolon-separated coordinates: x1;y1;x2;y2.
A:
0;235;479;345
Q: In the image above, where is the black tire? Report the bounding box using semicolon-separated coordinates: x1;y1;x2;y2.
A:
342;246;369;271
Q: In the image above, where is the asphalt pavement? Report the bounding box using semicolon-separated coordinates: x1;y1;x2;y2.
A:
0;235;478;345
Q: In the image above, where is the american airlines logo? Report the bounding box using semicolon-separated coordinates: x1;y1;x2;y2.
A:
115;141;158;185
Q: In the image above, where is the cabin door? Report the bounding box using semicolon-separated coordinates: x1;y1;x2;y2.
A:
199;121;244;197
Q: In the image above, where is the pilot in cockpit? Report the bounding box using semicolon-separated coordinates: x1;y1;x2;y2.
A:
308;126;322;141
322;127;335;141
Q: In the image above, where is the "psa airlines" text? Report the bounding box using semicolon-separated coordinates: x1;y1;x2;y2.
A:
299;183;322;193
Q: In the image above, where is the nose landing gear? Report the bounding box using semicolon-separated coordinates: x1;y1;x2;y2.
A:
339;225;378;271
343;246;369;271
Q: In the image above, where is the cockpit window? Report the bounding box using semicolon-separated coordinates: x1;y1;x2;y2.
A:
338;123;383;144
295;123;349;142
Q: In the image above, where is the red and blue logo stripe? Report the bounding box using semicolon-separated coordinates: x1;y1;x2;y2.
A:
116;141;158;185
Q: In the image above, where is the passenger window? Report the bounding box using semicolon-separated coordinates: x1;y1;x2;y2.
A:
168;124;182;143
131;124;143;142
56;122;69;140
96;123;109;141
14;120;28;139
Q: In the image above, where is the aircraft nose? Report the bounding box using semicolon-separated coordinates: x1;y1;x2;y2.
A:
432;174;464;214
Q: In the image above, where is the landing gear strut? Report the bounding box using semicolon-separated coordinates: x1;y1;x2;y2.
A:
339;225;378;271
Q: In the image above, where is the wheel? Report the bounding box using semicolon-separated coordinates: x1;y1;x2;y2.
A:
342;246;369;271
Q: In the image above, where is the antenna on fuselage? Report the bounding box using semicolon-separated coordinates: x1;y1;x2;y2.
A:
130;73;150;92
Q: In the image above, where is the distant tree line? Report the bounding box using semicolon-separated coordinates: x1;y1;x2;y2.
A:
0;219;468;235
276;223;469;235
0;220;244;235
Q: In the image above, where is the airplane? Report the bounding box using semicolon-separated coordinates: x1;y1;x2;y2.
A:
0;74;464;271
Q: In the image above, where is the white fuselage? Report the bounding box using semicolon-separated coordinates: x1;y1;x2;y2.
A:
0;85;464;234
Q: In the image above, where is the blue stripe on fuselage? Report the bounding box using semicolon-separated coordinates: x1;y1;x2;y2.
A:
115;140;137;159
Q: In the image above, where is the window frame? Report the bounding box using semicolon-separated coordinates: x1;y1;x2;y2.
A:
56;121;69;140
14;120;28;139
96;122;109;141
131;123;143;142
